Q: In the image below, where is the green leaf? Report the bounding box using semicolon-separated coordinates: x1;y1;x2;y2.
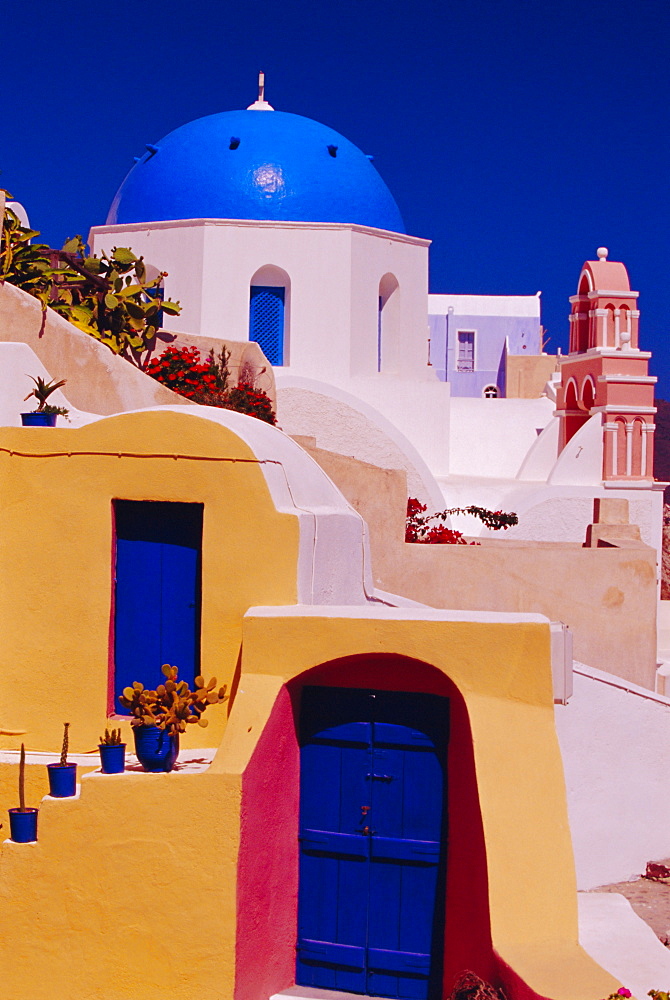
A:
124;300;146;319
112;247;137;266
69;304;94;324
61;236;80;253
117;284;144;299
104;293;119;309
160;300;181;315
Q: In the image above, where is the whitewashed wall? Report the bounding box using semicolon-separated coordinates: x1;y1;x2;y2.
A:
555;663;670;889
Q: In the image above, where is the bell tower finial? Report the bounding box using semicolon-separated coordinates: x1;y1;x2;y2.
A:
247;71;275;111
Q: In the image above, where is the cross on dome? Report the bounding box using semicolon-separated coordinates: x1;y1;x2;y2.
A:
247;71;275;111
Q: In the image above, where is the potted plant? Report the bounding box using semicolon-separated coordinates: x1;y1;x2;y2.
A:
8;744;39;842
21;375;69;426
118;664;227;772
47;722;77;797
98;727;126;774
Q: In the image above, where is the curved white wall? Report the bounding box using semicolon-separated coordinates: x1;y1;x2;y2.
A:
556;663;670;889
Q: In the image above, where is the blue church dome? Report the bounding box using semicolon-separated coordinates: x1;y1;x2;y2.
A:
106;108;405;233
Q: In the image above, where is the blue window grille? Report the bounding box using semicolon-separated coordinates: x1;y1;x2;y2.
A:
249;285;285;366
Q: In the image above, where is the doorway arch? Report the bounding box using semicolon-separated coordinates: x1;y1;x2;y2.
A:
234;655;495;1000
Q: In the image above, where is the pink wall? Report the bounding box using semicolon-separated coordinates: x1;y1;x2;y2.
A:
235;654;543;1000
236;684;301;1000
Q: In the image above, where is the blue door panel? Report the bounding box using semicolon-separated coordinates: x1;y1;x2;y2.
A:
300;829;369;858
158;543;199;674
368;949;431;975
299;939;366;969
114;501;202;709
114;538;163;697
297;728;370;994
297;687;448;1000
370;836;440;863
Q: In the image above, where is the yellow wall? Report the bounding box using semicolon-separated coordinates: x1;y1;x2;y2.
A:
0;410;620;999
0;410;299;756
0;609;621;1000
225;609;621;1000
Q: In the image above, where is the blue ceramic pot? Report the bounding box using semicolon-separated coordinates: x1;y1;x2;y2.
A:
47;762;77;797
133;726;179;772
98;743;126;774
8;808;38;842
21;412;57;427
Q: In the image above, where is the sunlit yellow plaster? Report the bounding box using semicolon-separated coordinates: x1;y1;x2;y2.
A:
226;607;621;1000
0;411;299;755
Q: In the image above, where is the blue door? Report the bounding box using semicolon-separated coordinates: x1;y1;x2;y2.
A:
297;687;449;1000
114;500;202;708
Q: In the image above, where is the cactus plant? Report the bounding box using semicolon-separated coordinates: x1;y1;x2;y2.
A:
18;743;27;812
47;722;77;797
8;743;39;842
59;722;70;765
118;664;228;737
99;727;123;746
98;727;126;774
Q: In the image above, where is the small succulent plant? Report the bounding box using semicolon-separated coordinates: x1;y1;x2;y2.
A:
99;727;123;746
23;375;69;416
118;664;228;736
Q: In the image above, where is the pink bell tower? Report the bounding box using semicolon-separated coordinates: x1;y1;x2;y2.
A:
556;248;656;482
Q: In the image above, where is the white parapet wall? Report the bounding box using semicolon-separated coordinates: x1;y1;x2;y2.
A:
555;662;670;889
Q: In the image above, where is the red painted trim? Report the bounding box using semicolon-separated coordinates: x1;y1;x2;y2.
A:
107;500;118;716
236;685;300;1000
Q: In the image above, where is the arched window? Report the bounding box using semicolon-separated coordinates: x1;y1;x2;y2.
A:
377;273;400;373
619;305;630;349
482;384;499;398
581;376;595;411
632;417;645;476
604;305;616;348
574;272;591;353
563;378;589;444
249;265;290;366
615;417;628;477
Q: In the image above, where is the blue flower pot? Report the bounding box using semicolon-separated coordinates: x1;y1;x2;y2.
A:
133;726;179;772
47;762;77;797
8;808;38;843
21;412;57;427
99;743;126;774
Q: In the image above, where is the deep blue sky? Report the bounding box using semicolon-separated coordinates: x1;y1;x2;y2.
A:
4;0;670;392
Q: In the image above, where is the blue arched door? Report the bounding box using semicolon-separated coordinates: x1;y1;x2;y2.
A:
297;687;449;1000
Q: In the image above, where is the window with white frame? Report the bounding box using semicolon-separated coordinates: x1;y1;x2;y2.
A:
483;384;499;398
457;331;475;372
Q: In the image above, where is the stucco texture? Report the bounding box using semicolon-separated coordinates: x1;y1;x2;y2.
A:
0;604;620;1000
224;607;620;1000
0;281;186;414
0;409;299;756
